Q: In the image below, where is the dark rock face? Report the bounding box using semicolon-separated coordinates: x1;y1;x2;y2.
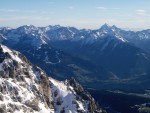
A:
25;100;40;111
68;78;107;113
0;104;6;113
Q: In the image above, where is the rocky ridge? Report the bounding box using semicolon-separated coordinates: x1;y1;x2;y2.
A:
0;44;105;113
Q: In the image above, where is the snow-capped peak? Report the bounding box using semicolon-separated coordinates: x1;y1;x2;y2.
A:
17;25;38;33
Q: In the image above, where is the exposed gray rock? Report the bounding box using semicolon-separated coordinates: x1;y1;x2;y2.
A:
0;104;6;113
0;93;4;101
25;100;40;111
69;78;106;113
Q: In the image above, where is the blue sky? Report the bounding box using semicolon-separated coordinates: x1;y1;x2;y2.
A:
0;0;150;29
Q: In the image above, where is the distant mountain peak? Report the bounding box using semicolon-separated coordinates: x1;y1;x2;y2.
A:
99;24;117;33
100;24;120;31
100;23;110;29
112;25;118;29
17;25;38;33
19;25;36;28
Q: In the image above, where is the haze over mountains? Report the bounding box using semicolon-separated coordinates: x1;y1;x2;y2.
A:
0;24;150;90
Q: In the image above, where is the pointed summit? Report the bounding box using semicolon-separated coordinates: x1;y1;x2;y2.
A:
101;23;110;28
99;24;120;32
99;23;111;31
112;25;117;28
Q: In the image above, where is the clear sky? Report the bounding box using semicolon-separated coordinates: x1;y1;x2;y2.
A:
0;0;150;30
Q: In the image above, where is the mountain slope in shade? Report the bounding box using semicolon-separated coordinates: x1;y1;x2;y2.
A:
2;35;115;89
97;25;150;54
1;24;150;90
0;44;105;113
50;26;150;85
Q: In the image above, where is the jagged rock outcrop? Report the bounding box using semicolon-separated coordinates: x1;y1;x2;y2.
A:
68;78;102;113
0;44;54;113
0;44;105;113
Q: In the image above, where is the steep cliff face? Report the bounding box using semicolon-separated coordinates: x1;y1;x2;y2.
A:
0;44;105;113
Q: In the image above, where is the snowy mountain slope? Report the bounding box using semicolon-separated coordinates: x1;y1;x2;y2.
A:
50;78;103;113
45;26;78;41
1;25;48;48
97;24;150;53
0;44;105;113
0;25;79;48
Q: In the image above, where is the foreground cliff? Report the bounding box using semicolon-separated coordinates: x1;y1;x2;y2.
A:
0;44;105;113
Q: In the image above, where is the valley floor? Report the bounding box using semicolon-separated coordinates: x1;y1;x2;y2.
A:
88;89;150;113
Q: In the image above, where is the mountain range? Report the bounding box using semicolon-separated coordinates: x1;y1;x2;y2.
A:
0;24;150;90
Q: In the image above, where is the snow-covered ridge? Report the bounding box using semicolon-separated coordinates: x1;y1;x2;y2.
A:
0;44;104;113
1;24;150;50
1;24;150;45
0;24;128;47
